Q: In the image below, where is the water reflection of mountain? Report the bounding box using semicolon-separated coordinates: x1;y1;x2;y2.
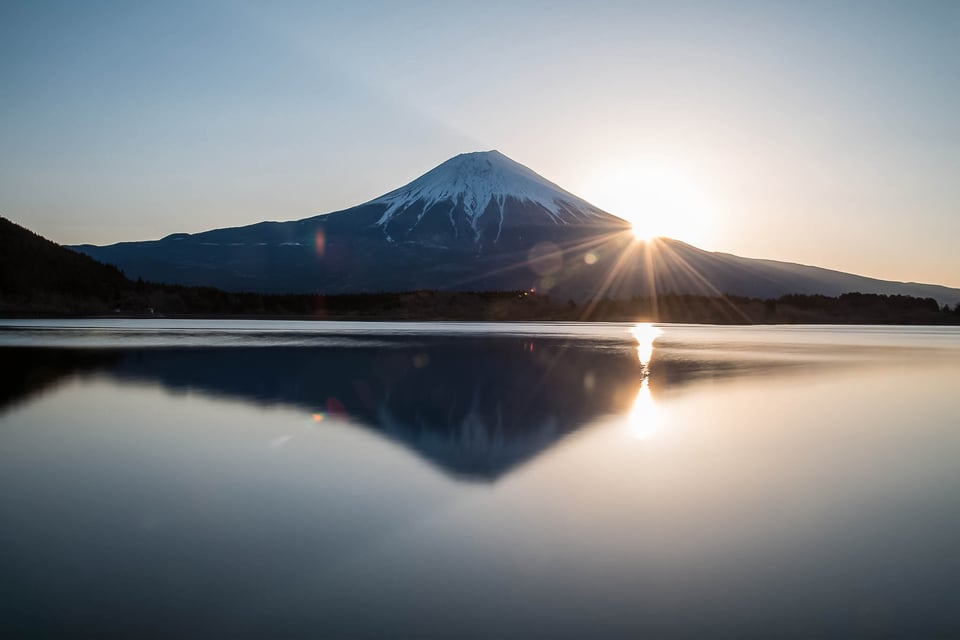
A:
1;336;815;480
111;338;644;480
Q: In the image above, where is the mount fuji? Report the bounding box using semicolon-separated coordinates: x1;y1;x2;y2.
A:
71;151;960;305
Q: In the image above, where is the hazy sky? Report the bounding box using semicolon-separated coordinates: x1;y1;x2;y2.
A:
2;0;958;286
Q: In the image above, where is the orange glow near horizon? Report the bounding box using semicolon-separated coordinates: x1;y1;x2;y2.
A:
581;162;715;244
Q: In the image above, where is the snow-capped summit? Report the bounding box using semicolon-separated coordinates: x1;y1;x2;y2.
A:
366;150;618;245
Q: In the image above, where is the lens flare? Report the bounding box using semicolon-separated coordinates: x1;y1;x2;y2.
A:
314;229;326;258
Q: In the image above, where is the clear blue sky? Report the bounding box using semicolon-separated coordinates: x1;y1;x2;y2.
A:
2;0;958;286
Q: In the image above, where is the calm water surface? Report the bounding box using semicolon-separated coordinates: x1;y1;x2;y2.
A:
1;320;959;638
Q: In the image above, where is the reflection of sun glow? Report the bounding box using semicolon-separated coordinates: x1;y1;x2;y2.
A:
631;322;661;367
628;378;659;439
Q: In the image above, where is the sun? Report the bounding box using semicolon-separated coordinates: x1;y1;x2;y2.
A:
580;162;715;244
631;222;654;242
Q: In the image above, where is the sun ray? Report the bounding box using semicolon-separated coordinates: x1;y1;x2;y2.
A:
653;242;753;323
578;231;645;320
643;239;660;320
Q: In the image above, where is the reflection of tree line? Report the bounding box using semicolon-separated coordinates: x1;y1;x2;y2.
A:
0;348;122;412
0;337;833;479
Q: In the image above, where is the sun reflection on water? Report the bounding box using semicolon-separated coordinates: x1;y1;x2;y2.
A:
628;323;662;439
631;322;661;367
628;378;659;440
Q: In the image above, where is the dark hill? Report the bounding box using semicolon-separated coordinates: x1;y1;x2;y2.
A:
0;215;130;314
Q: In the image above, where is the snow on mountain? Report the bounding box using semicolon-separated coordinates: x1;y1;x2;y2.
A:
367;150;613;242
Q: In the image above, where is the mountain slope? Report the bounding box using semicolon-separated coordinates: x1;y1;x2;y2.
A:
0;215;129;313
640;239;960;304
70;151;960;306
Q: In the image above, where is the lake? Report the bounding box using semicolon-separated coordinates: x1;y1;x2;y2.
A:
2;320;959;638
